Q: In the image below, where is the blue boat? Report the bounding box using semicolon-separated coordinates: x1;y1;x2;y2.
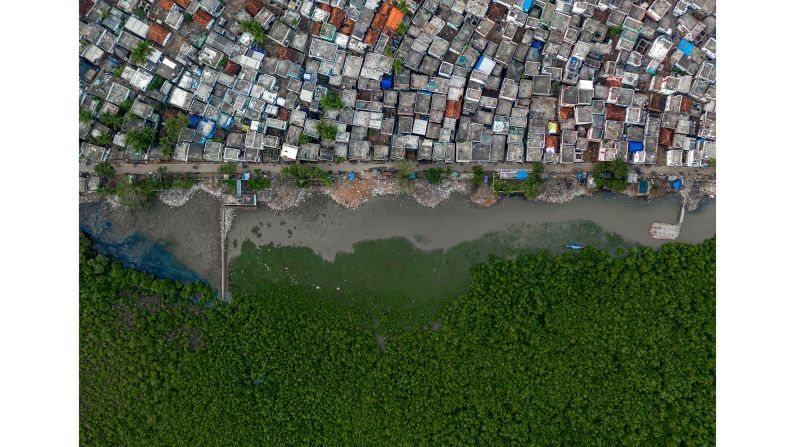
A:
566;244;584;250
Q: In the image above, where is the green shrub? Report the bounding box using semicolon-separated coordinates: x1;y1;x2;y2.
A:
593;159;628;192
472;165;484;185
93;162;115;178
424;167;446;184
320;91;343;111
316;120;338;140
219;163;238;175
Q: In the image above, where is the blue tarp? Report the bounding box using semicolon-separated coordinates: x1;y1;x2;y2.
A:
242;172;251;181
79;59;96;79
628;141;644;153
381;75;393;89
516;170;529;180
670;179;683;191
522;0;534;12
347;172;356;181
188;114;202;128
677;40;695;56
531;40;542;49
474;55;485;71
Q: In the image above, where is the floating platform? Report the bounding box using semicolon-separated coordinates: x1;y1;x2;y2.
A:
650;222;681;240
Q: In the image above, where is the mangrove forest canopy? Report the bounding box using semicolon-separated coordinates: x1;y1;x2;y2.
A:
80;233;715;446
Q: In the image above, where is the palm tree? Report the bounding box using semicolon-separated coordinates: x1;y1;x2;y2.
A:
130;41;153;65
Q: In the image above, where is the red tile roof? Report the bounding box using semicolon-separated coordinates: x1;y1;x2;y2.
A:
445;100;462;119
364;29;379;46
605;77;621;88
559;106;574;120
278;47;298;61
385;8;405;32
378;1;392;16
679;95;693;113
340;18;355;35
648;93;665;112
311;21;322;36
659;128;673;146
224;61;241;75
193;9;213;29
175;0;190;8
486;2;508;22
79;0;95;17
329;8;345;28
605;104;626;121
147;23;171;46
372;13;387;31
245;0;265;16
159;0;174;10
162;108;180;121
545;135;559;149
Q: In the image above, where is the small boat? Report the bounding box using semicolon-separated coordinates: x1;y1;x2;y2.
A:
566;244;584;250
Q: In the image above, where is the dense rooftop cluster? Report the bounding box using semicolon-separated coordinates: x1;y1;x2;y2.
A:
79;0;716;169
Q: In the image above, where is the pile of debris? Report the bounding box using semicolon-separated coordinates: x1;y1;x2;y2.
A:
258;182;310;211
536;176;586;204
684;178;717;211
412;180;468;208
469;184;498;208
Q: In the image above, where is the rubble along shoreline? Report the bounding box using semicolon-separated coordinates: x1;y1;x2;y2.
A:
80;173;715;212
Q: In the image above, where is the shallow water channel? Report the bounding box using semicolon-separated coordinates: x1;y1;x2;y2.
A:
80;190;714;299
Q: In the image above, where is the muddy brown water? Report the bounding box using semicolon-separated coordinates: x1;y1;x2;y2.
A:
81;191;715;289
228;193;716;261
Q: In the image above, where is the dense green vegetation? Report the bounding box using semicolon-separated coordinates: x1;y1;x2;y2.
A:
396;22;408;37
129;40;153;65
81;230;715;446
396;0;410;14
423;166;451;184
125;126;156;155
281;164;326;181
93;162;115;178
79;107;93;123
99;112;123;131
316;119;338;140
471;164;484;185
392;58;404;74
320;91;343;111
245;175;272;191
101;173;195;208
158;113;189;158
492;163;545;198
91;132;112;146
218;162;237;175
522;162;545;200
240;19;267;45
593;159;629;192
